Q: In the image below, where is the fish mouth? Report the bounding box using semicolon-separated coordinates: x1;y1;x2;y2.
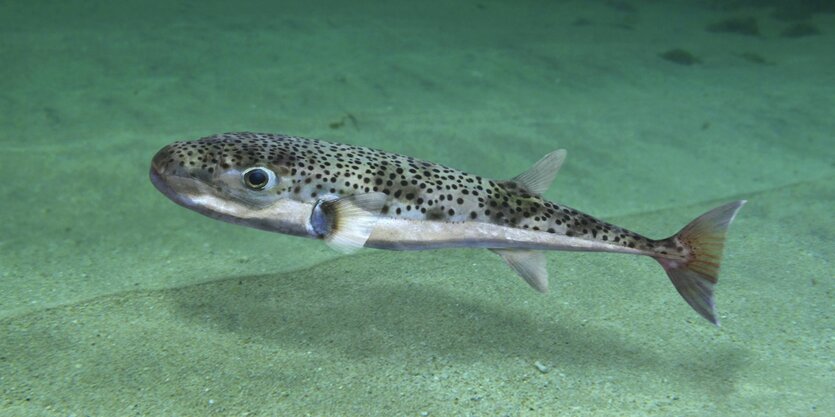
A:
149;163;214;213
150;144;206;210
149;146;204;212
149;166;183;205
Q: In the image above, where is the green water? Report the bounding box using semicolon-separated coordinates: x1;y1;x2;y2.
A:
1;1;832;415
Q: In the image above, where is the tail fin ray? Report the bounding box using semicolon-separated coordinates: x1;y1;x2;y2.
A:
656;200;746;325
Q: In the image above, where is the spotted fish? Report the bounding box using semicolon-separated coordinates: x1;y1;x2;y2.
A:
150;132;745;324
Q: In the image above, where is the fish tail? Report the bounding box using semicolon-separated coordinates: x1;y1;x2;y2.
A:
654;200;746;325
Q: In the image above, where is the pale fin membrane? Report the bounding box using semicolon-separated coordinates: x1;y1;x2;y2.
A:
655;200;746;325
490;249;549;292
310;192;388;254
512;149;567;196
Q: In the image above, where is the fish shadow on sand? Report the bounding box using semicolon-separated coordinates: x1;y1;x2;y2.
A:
169;251;747;398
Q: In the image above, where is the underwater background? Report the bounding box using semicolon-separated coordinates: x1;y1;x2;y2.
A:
1;0;832;415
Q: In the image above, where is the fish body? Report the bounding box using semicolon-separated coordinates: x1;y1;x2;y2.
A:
151;132;745;324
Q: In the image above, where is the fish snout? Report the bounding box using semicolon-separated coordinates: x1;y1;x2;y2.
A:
151;144;174;177
150;142;215;205
150;144;185;200
150;141;220;185
150;143;199;180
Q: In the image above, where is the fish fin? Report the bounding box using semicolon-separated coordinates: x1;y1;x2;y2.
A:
655;200;746;325
511;149;567;196
490;249;549;292
310;192;388;254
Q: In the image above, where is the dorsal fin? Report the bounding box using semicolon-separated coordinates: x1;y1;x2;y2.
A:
511;149;567;196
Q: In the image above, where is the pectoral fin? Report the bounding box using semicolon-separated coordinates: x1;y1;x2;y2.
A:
490;249;549;292
512;149;567;196
310;192;388;253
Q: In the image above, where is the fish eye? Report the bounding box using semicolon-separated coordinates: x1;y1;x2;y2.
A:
242;167;276;190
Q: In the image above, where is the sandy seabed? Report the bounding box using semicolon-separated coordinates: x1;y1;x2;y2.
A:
1;1;832;415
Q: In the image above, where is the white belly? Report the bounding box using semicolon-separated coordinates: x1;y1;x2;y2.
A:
366;217;646;256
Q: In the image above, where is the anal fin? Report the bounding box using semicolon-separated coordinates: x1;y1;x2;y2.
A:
490;249;549;292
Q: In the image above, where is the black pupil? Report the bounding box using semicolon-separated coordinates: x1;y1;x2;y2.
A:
247;170;268;187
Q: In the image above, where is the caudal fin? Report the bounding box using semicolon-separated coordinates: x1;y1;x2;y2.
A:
655;200;746;325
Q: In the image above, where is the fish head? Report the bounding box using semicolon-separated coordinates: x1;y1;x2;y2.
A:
150;133;299;230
